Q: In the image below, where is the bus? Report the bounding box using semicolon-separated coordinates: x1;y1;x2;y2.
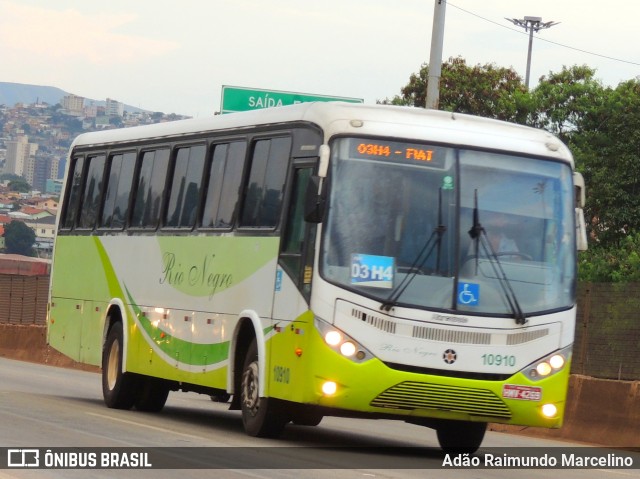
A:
47;102;587;453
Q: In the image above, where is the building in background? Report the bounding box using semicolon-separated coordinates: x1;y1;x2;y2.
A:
4;136;38;179
105;98;124;117
62;94;85;116
45;179;63;196
30;152;61;192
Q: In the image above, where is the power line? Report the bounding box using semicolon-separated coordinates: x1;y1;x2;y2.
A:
447;2;640;67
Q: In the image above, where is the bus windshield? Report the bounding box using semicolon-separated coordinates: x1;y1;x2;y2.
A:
321;137;576;317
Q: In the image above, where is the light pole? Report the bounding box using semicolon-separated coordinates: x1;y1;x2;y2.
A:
426;0;446;109
505;16;559;89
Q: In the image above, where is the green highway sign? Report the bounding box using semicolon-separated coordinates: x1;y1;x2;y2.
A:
220;85;363;114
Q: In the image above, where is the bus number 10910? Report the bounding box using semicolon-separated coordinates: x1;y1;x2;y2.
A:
481;354;516;367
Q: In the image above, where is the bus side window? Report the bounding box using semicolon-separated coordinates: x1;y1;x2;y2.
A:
78;154;106;229
100;152;135;229
201;141;247;229
60;156;85;230
165;145;206;228
240;137;291;228
130;149;170;229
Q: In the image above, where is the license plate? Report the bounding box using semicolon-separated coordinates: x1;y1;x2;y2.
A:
502;384;542;401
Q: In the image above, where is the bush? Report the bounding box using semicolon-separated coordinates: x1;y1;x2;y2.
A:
579;233;640;282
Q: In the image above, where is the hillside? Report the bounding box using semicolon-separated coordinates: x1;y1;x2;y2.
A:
0;82;68;107
0;81;147;113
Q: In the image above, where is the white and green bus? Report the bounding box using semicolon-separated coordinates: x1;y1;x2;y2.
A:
48;102;587;453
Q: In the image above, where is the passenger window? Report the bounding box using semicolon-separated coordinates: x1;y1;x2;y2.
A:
100;152;135;229
131;149;170;228
78;154;106;229
240;137;291;228
202;141;247;229
165;145;206;228
61;156;85;230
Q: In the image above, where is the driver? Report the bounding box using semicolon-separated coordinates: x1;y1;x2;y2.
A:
485;212;519;253
467;211;520;258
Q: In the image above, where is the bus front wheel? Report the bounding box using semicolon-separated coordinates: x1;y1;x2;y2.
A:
240;339;287;437
102;321;137;409
436;421;487;454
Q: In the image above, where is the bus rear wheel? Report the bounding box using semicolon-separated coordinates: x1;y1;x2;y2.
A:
134;377;169;412
436;421;487;454
240;339;287;437
102;321;137;409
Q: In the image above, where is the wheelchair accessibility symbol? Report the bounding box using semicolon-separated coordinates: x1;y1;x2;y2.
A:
458;282;479;306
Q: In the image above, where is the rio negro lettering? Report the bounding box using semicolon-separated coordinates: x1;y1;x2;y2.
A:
160;252;233;299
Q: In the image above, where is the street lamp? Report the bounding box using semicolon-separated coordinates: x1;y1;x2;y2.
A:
426;0;447;110
505;16;559;89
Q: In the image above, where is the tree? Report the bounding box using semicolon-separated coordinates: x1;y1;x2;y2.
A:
570;78;640;246
579;233;640;282
528;65;607;144
383;56;530;123
4;221;36;256
8;179;31;193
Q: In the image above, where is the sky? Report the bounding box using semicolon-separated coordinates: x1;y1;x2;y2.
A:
1;0;638;117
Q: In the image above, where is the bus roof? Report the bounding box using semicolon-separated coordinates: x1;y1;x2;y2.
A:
70;102;573;166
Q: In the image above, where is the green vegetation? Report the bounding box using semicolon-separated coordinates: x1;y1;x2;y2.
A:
3;220;36;256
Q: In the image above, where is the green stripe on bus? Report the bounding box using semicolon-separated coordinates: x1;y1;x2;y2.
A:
122;285;227;366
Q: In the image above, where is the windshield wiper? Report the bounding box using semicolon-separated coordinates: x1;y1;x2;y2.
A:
381;189;446;312
468;190;527;325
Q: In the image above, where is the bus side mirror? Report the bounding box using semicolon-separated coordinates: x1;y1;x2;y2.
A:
573;172;585;208
304;175;325;223
573;172;587;251
576;208;588;251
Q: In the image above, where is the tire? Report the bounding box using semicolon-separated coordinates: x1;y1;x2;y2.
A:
291;409;323;427
240;339;287;437
134;376;169;412
102;322;138;409
210;392;231;403
436;421;487;454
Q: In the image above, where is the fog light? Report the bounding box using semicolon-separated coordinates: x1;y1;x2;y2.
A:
325;331;342;346
549;354;565;370
340;341;357;357
322;381;337;396
542;403;557;418
536;362;552;376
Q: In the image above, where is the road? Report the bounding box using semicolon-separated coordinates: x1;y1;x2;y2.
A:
0;357;637;479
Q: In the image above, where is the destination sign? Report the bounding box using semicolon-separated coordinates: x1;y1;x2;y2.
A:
349;139;446;168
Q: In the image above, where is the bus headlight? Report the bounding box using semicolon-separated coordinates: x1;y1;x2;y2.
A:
340;341;357;357
325;330;342;346
528;346;571;381
549;354;565;369
536;362;552;376
315;318;373;363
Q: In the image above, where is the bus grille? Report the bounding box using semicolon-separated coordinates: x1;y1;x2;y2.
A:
412;325;491;344
370;381;512;419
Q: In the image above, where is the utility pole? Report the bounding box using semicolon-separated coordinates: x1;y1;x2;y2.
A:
426;0;446;110
505;16;559;89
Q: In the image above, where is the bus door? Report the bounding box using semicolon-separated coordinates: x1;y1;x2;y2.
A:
272;160;317;321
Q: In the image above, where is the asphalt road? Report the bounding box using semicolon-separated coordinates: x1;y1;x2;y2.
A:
0;357;637;479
